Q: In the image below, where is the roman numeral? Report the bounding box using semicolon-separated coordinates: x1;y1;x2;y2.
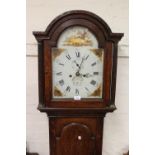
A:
85;87;89;92
75;89;79;95
84;55;89;60
59;80;64;86
90;80;96;86
66;54;71;60
91;62;96;66
93;72;99;75
75;48;81;57
56;72;62;76
59;63;64;66
76;52;80;57
66;86;71;92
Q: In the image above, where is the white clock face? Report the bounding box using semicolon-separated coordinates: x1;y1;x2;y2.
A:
52;26;104;99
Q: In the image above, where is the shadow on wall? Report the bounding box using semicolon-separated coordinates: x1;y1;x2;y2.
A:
123;151;129;155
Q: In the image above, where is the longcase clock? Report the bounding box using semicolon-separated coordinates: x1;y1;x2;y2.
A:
33;10;124;155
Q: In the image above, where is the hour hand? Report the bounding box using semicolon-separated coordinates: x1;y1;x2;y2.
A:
73;60;80;68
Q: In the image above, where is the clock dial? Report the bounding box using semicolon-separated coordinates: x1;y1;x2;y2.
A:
52;26;104;99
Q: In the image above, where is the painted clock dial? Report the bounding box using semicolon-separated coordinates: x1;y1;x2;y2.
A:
52;26;104;99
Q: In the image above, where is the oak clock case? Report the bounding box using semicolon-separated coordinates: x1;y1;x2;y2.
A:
33;10;124;155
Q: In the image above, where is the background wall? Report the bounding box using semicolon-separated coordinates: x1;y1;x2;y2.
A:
26;0;128;155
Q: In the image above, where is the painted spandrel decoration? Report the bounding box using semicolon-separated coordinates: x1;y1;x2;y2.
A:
52;26;104;99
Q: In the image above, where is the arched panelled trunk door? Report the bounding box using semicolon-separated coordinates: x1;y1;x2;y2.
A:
56;123;95;155
49;117;104;155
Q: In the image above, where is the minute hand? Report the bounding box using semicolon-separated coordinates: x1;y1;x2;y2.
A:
83;73;93;78
78;58;84;71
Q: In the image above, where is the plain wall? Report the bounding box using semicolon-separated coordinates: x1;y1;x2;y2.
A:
26;0;129;155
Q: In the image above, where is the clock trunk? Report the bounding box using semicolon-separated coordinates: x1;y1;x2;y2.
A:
49;117;103;155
